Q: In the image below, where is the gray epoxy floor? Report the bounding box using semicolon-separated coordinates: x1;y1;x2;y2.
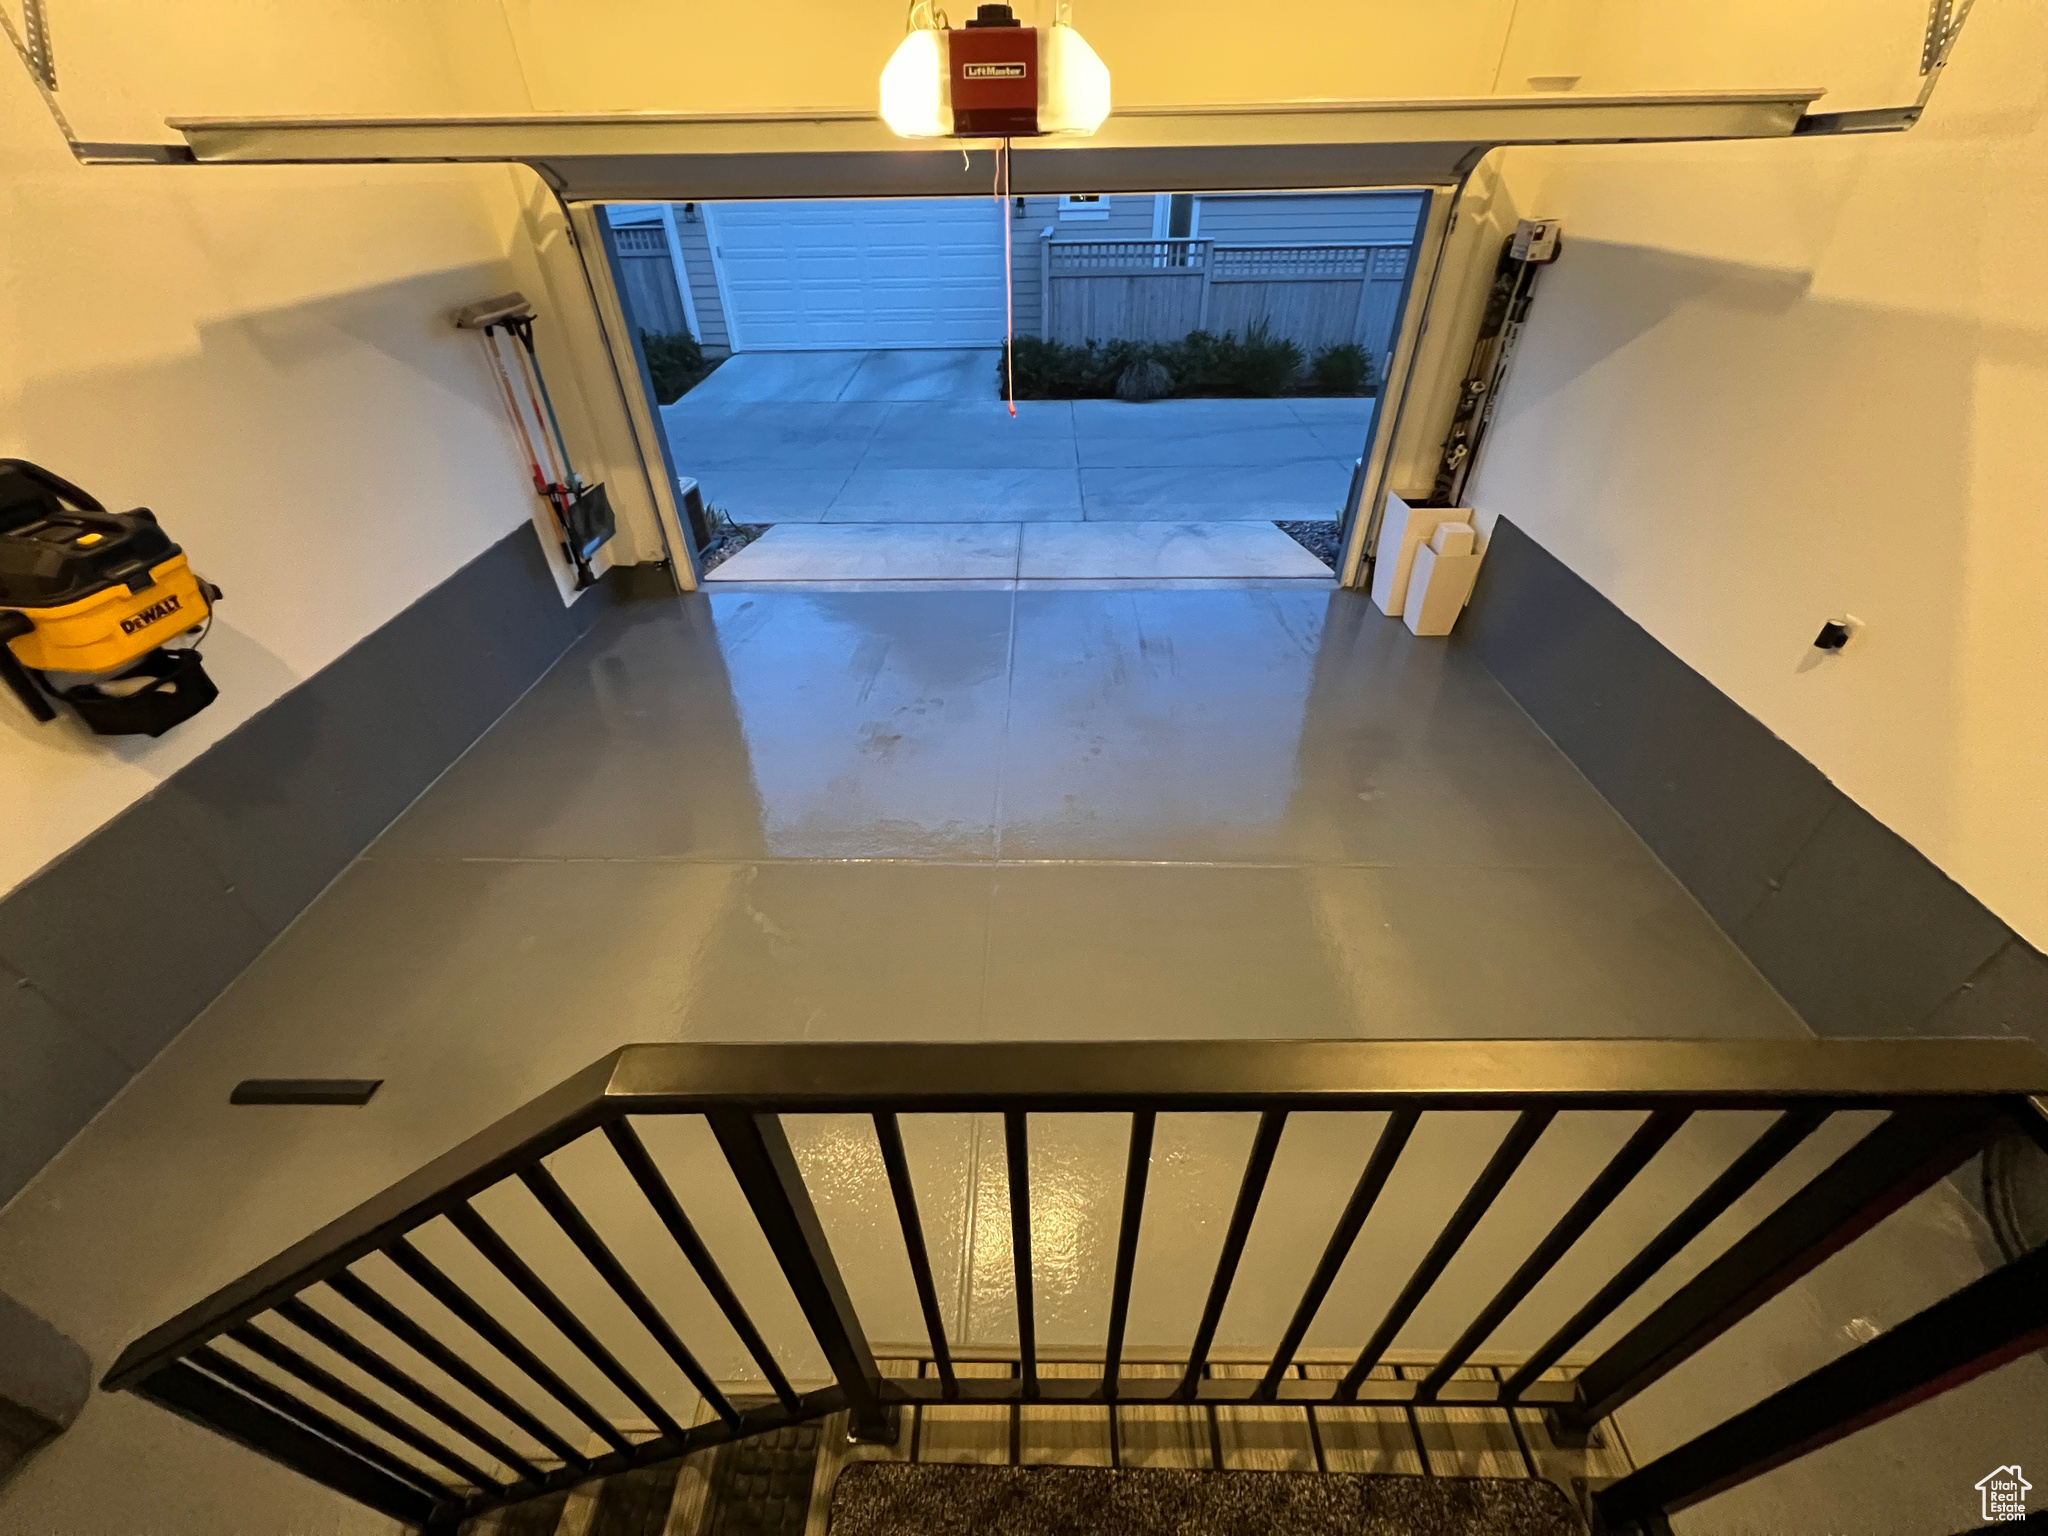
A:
359;585;1798;1041
2;585;2040;1536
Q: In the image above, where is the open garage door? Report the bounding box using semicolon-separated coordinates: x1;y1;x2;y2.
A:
707;199;1007;352
138;91;1832;591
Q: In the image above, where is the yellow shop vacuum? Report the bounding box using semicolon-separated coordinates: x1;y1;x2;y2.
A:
0;459;220;736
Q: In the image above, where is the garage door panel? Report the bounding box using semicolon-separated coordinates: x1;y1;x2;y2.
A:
710;197;1006;350
863;260;937;284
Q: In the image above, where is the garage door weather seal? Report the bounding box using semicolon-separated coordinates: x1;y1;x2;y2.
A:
998;136;1017;417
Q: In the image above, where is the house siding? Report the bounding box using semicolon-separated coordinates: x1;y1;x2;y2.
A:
1193;192;1427;246
671;209;731;355
622;192;1422;356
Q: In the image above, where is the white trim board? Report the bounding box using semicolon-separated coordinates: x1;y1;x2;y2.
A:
696;202;747;353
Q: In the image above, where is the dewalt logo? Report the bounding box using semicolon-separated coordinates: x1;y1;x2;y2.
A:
120;594;182;636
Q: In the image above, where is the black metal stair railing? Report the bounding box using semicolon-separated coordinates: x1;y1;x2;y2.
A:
100;1039;2048;1534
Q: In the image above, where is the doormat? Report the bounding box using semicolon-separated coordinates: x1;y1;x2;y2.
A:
700;1418;824;1535
826;1463;1584;1536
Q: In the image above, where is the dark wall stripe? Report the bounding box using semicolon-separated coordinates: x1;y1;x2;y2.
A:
1456;517;2048;1053
0;526;657;1206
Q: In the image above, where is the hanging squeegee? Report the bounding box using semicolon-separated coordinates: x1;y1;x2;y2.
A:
451;292;534;330
456;292;616;587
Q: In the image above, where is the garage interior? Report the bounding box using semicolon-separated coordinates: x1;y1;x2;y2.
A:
3;2;2046;1535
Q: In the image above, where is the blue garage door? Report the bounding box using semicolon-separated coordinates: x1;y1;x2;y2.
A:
706;198;1007;351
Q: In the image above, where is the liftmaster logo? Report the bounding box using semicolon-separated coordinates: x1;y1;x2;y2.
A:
1977;1465;2030;1524
119;593;182;636
961;62;1027;78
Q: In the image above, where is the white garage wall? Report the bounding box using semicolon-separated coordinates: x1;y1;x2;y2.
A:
1467;2;2048;949
0;7;555;900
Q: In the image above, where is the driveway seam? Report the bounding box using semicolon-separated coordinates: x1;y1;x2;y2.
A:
820;385;896;519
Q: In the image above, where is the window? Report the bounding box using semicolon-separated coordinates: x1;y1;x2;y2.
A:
1149;193;1199;239
1059;194;1110;221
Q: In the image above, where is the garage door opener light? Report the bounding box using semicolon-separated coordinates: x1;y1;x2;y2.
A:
881;2;1110;140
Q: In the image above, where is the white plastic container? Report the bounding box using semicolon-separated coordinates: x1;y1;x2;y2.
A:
1403;526;1483;637
1371;496;1472;618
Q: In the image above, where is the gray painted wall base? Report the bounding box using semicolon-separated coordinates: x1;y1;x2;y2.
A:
1457;518;2048;1053
0;1289;89;1486
0;527;659;1207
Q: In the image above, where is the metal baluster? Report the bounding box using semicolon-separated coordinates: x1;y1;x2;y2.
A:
189;1344;452;1501
1501;1108;1825;1402
1256;1108;1419;1401
231;1321;505;1492
1420;1110;1690;1397
449;1203;683;1440
135;1360;436;1526
1562;1105;1995;1434
873;1112;957;1399
1006;1111;1037;1400
518;1164;737;1426
1339;1110;1555;1398
709;1110;892;1443
1179;1111;1288;1399
385;1236;630;1454
326;1268;587;1468
276;1296;544;1484
1101;1111;1156;1403
602;1119;799;1410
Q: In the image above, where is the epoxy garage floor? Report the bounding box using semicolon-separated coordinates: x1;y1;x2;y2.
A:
336;585;1814;1041
2;585;2040;1536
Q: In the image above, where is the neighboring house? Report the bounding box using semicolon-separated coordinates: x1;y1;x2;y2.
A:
606;203;728;354
606;192;1426;368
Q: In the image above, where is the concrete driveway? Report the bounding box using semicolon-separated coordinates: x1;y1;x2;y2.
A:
661;349;1374;523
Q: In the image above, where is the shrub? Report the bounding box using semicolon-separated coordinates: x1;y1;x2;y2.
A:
1115;359;1174;402
1004;337;1144;399
1005;324;1310;400
1308;342;1373;396
1159;321;1304;398
641;329;707;404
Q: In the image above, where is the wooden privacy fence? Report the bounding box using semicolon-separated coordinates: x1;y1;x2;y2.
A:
611;224;690;338
1041;238;1412;366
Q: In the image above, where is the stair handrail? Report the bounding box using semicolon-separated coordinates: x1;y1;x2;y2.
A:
101;1037;2048;1534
